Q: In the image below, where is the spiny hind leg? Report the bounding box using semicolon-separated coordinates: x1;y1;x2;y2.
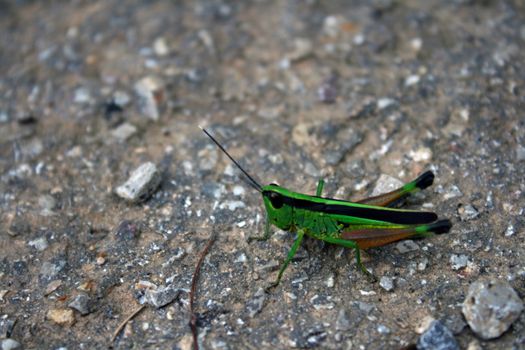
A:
356;171;434;207
322;236;377;282
248;215;272;242
265;229;305;292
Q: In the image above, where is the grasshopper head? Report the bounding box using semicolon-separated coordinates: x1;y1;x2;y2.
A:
262;184;293;230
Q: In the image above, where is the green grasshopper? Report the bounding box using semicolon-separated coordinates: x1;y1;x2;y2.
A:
202;127;452;290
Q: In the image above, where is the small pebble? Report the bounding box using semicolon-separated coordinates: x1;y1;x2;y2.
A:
335;309;351;331
134;76;163;120
395;240;419;254
516;144;525;161
140;284;181;308
310;294;334;310
0;339;22;350
219;200;246;211
73;87;91;104
153;37;169;56
417;320;459;350
449;254;469;270
379;276;394;292
246;288;266;318
40;261;66;279
68;293;92;315
115;162;161;203
111;122;137;141
96;255;106;265
371;174;403;197
44;280;62;296
443;185;463;200
418;257;429;271
113;90;131;107
410;37;423;51
458;204;479;221
115;220;141;240
377;98;396;110
0;318;15;339
324;274;335;288
462;279;524;339
322;15;341;37
317;74;338;104
409;147;432;162
377;324;390;334
504;223;515;237
405;74;420;87
47;308;75;326
38;195;56;216
28;237;49;251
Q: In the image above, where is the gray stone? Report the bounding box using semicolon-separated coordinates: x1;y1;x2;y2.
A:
245;288;265;318
134;76;163;120
417;320;459;350
113;90;131;107
73;87;91;104
517;145;525;161
111;122;137;141
115;162;161;202
449;254;469;270
379;276;394;291
377;324;390;334
310;294;334;310
462;279;524;339
335;309;351;331
395;240;420;254
458;204;479;221
443;185;463;200
371;174;403;197
38;195;56;216
0;318;15;338
0;339;21;350
68;293;92;315
141;284;181;308
40;261;66;279
27;237;49;251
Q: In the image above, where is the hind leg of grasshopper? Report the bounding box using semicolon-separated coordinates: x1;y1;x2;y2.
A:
265;229;305;292
356;171;434;207
322;236;377;282
248;215;272;242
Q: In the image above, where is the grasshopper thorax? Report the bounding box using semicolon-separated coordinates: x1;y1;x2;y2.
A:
262;184;293;230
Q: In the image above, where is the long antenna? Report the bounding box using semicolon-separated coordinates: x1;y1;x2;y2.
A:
200;126;263;192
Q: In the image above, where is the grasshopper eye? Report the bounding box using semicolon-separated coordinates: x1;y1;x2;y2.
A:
268;192;284;209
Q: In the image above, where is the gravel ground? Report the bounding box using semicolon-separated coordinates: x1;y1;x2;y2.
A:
1;1;524;349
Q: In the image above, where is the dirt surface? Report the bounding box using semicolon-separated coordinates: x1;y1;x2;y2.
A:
1;1;524;349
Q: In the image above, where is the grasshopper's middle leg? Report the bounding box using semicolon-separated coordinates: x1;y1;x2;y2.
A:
322;236;377;282
356;171;434;207
316;179;324;197
265;229;305;292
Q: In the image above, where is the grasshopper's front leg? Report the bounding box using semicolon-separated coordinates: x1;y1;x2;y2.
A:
265;229;305;292
248;215;272;242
